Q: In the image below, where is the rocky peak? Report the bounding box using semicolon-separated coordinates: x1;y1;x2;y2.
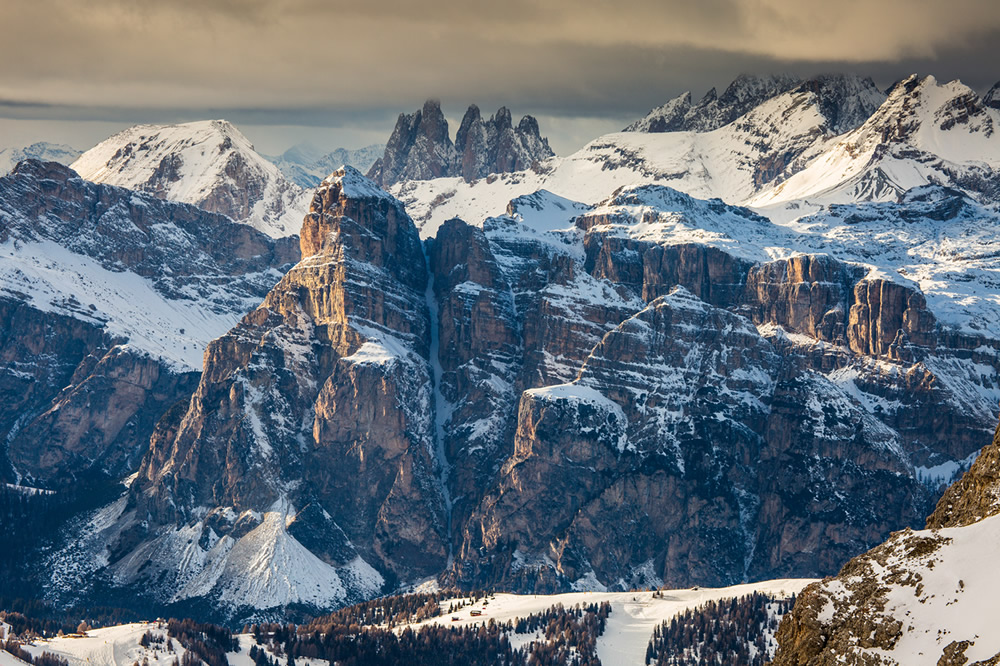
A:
368;100;554;186
8;157;78;182
92;173;446;613
299;166;419;277
686;73;800;131
626;73;800;133
627;73;881;136
793;73;886;134
985;80;1000;109
367;99;456;187
70;119;309;237
623;92;693;132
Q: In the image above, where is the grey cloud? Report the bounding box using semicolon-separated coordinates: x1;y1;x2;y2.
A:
2;1;999;155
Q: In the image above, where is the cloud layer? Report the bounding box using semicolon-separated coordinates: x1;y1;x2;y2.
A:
3;1;999;152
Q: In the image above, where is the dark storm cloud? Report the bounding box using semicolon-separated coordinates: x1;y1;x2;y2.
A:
2;0;999;151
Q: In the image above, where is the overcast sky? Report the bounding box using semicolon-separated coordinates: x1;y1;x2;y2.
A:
3;0;1000;155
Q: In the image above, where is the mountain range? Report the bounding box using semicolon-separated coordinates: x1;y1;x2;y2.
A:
1;73;999;636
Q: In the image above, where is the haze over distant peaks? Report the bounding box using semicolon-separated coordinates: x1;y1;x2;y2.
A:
0;141;81;176
267;143;384;188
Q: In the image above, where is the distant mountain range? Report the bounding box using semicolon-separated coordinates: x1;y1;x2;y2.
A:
0;142;81;175
266;143;384;188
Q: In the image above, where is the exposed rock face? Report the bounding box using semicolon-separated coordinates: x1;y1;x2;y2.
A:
792;74;886;134
428;218;521;531
440;184;998;594
368;100;553;186
985;81;1000;110
367;100;456;188
452;287;929;591
37;171;1000;619
771;419;1000;665
0;160;294;489
455;106;553;181
80;167;447;614
743;254;863;344
926;421;1000;528
625;73;803;133
0;298;198;489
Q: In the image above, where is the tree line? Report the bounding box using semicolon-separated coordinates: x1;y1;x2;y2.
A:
644;592;796;665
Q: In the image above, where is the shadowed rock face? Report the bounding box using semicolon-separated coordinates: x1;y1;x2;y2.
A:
367;100;553;186
927;421;1000;529
105;167;447;610
770;420;1000;666
0;160;295;490
450;288;928;591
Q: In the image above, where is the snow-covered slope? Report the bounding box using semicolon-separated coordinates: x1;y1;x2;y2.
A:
72;120;310;237
398;580;812;666
774;511;1000;664
751;75;1000;209
21;624;191;666
395;81;858;234
0;142;80;175
396;74;1000;239
0;159;297;370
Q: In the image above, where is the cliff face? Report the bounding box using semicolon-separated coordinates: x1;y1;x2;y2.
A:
926;422;1000;529
88;168;447;613
0;160;294;490
367;101;553;186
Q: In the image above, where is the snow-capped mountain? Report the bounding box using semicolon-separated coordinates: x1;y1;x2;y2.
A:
71;120;311;237
393;74;1000;236
0;159;297;489
751;74;1000;209
624;73;803;132
395;77;878;234
266;143;383;188
6;71;1000;626
46;160;1000;619
0;141;81;175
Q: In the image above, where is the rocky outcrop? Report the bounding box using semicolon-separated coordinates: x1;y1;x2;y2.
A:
743;255;863;343
926;421;1000;528
985;81;1000;110
771;418;1000;665
367;101;553;186
366;100;456;188
92;167;447;614
455;106;553;181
